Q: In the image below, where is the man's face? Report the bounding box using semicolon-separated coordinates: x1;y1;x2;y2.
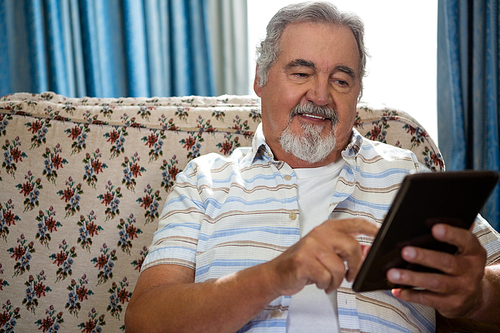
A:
254;22;361;168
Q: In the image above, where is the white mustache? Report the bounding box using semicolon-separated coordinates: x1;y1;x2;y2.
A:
290;103;339;126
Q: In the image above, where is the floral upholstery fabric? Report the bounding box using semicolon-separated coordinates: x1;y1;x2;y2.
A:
0;92;444;332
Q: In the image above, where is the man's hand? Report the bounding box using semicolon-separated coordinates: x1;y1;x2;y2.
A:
386;223;487;319
265;218;378;297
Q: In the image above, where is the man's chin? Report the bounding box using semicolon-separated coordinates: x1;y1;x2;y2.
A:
280;135;337;164
291;122;332;139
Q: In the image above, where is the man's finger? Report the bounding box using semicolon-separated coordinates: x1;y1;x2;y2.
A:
400;246;461;275
432;224;477;254
325;218;379;237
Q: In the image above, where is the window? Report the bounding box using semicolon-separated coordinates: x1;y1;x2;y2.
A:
247;0;438;142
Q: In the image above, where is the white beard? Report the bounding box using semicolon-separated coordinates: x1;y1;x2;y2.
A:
280;121;337;164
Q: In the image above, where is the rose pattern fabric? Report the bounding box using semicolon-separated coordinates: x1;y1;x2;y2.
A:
0;92;443;332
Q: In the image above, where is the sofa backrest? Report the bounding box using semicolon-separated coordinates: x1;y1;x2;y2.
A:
0;92;443;332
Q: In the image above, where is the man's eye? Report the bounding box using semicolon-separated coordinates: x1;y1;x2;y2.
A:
331;78;353;93
335;80;349;87
294;73;309;78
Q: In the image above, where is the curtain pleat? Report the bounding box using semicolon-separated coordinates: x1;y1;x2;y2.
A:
60;0;75;95
123;0;149;97
0;0;11;90
189;0;213;96
158;0;173;96
79;0;101;96
207;0;248;95
170;0;191;96
438;0;500;228
27;0;48;93
144;0;165;97
0;0;217;98
68;0;86;97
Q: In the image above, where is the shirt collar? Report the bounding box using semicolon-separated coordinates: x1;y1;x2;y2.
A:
250;123;364;163
251;123;275;161
343;128;363;158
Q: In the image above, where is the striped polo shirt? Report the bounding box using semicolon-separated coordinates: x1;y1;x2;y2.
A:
143;124;500;333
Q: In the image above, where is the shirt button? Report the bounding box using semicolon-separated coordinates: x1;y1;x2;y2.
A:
284;175;291;181
271;310;281;318
289;212;297;220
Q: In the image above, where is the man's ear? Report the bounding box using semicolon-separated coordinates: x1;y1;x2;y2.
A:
253;66;262;97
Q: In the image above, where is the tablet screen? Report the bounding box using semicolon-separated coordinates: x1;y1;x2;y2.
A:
352;170;499;293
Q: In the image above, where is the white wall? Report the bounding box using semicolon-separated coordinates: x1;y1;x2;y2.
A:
247;0;438;143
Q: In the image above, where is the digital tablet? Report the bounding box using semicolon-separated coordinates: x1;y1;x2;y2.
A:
352;170;500;293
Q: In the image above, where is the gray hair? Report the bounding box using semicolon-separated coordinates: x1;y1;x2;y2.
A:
255;1;368;94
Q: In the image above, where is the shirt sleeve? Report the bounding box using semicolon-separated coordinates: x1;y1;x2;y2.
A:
473;214;500;265
141;167;205;272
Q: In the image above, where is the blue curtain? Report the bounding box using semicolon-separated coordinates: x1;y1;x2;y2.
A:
0;0;215;98
437;0;500;229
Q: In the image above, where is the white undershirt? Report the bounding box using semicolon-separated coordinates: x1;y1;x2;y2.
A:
286;159;345;332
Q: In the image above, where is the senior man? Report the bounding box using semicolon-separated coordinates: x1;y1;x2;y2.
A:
125;2;500;332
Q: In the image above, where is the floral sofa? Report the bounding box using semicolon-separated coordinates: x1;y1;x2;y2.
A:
0;92;444;332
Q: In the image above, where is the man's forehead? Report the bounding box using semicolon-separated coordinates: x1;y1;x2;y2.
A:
280;21;354;43
277;22;360;74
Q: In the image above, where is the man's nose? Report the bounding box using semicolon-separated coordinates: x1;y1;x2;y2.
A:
306;78;332;106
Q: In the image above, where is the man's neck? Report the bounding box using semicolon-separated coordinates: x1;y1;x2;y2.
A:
271;147;344;168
